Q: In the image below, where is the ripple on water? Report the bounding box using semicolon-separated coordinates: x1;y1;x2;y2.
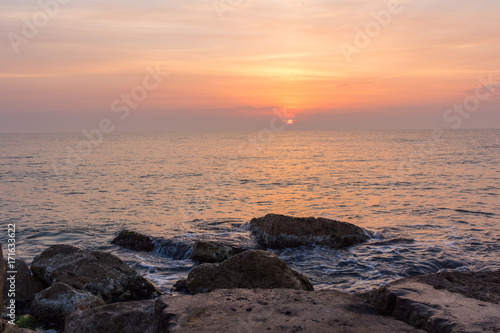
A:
1;130;499;292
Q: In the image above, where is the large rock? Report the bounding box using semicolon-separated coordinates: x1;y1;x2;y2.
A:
371;271;500;332
111;230;155;252
154;288;424;332
190;240;246;263
2;259;46;314
31;282;105;328
250;213;369;249
65;299;155;333
186;250;313;294
31;244;159;303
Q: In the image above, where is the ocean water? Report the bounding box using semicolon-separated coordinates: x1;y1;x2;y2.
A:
1;129;499;293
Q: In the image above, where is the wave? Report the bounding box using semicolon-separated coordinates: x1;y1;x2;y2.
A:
152;238;193;260
453;209;495;216
369;238;416;246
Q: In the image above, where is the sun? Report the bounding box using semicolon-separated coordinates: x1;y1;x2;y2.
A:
287;119;294;125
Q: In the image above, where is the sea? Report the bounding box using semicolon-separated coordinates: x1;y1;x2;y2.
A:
1;129;499;294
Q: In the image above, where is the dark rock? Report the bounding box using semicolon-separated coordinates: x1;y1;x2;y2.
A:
371;271;500;332
111;229;155;252
2;259;47;314
154;289;424;332
171;279;189;293
250;213;369;249
186;250;313;294
31;244;159;303
190;240;246;263
31;282;105;328
65;299;155;333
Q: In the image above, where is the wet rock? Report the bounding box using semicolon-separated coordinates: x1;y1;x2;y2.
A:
154;289;424;333
186;250;313;294
2;259;47;314
65;299;155;333
31;244;159;303
171;279;189;293
190;240;246;263
371;271;500;332
152;238;192;260
111;229;155;252
30;282;105;328
250;213;369;249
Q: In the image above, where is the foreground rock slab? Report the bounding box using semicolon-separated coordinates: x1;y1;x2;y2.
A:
250;213;369;249
416;270;500;305
31;244;158;303
186;250;313;294
155;289;424;333
371;271;500;332
190;240;246;263
65;300;155;333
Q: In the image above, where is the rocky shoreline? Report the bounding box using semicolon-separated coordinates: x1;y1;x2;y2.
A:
2;214;499;332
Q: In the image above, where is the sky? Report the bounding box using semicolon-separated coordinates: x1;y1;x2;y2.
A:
1;0;500;132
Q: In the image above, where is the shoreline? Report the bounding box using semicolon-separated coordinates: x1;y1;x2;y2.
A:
3;214;500;332
2;242;500;333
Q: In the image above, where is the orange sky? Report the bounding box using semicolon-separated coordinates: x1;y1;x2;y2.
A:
1;0;499;131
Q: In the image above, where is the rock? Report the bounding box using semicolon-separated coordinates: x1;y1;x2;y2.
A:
154;288;424;333
111;230;155;252
371;271;500;332
31;244;159;303
0;320;37;333
65;299;155;333
152;238;192;260
186;250;313;294
416;270;500;304
190;240;246;263
30;282;105;328
250;213;369;249
2;259;47;314
1;242;5;314
171;279;189;293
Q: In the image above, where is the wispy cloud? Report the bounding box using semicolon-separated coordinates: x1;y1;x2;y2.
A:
1;0;500;131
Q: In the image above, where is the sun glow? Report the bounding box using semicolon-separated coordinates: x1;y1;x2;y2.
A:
287;119;294;125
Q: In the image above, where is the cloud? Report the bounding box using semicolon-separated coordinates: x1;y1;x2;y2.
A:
1;0;500;131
